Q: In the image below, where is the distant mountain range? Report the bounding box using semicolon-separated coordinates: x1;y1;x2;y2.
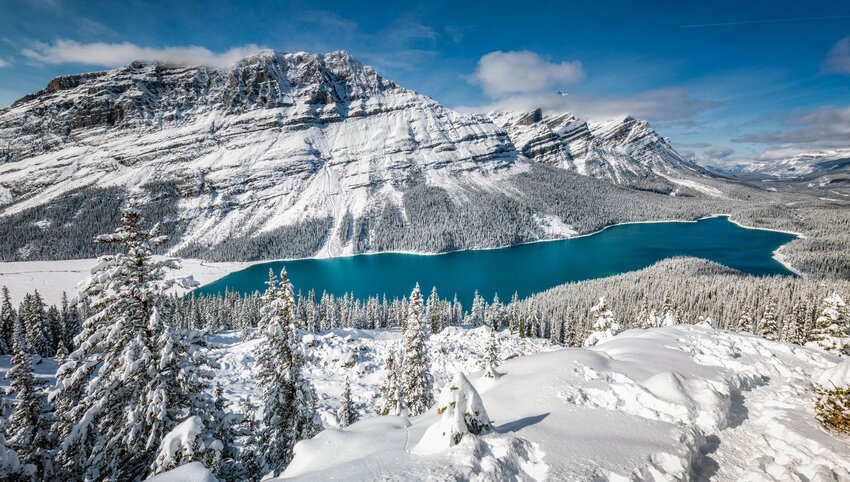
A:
0;50;733;261
713;150;850;187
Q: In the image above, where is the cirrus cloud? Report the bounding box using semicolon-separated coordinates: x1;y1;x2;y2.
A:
823;36;850;73
470;50;585;97
21;39;266;68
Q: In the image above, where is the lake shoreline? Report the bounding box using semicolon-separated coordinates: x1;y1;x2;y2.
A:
196;216;799;301
191;213;803;280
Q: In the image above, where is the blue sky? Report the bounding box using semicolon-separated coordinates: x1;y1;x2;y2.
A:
2;0;850;166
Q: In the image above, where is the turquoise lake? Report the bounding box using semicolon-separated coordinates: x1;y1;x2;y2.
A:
195;216;797;303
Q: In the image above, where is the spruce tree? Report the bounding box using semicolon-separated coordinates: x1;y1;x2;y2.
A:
810;293;850;355
548;319;560;345
51;208;201;480
736;308;753;333
255;268;321;477
379;353;402;416
471;290;485;327
401;284;433;416
0;395;28;480
338;377;357;428
21;293;50;357
0;287;15;356
238;401;261;481
6;349;53;479
760;300;779;341
584;297;621;347
483;323;500;377
427;286;442;334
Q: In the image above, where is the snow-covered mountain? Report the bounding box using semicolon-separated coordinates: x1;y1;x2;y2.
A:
489;109;709;191
0;50;522;255
0;50;723;259
723;150;850;187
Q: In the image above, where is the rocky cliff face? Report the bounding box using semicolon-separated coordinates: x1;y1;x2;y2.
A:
0;50;521;255
0;50;722;259
489;109;707;191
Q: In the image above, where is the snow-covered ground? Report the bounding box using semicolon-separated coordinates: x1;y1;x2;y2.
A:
210;326;554;428
0;257;249;305
263;325;849;481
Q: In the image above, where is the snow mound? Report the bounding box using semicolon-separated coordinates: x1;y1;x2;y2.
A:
144;462;219;482
817;358;850;388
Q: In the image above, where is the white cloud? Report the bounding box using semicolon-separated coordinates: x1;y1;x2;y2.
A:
823;36;850;73
21;40;266;68
470;50;585;97
0;58;9;68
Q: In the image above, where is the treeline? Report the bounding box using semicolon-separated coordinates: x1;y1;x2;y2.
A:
0;289;81;359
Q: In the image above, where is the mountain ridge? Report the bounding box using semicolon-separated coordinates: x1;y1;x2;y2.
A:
0;50;735;261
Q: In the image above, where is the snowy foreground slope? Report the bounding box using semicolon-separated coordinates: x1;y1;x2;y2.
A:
261;325;849;481
209;327;553;428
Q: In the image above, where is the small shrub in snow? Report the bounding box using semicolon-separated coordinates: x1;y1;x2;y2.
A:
815;386;850;434
815;359;850;434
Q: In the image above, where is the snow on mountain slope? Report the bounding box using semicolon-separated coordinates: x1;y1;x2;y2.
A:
268;325;849;481
0;50;736;261
724;150;850;186
0;50;520;256
489;109;710;192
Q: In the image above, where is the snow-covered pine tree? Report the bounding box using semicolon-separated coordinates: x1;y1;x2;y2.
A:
51;208;197;480
471;290;485;327
401;283;434;416
21;292;50;357
760;300;780;341
6;348;53;479
0;395;29;481
46;305;61;354
238;400;261;481
483;323;500;375
736;308;753;333
0;287;15;356
379;353;403;416
661;293;678;326
583;297;621;347
338;377;357;428
427;286;442;334
487;293;504;331
451;295;463;327
55;339;68;364
636;300;653;329
207;381;239;480
508;291;520;334
810;293;850;356
548;318;560;345
146;307;219;477
255;268;321;477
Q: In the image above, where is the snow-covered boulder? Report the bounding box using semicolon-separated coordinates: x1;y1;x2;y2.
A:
414;372;492;454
